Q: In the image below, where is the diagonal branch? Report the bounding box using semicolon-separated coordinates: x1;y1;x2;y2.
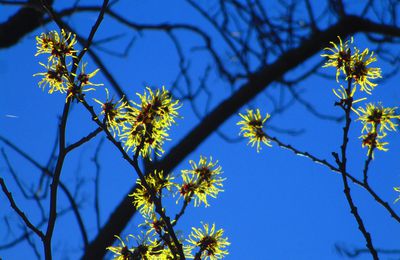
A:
0;178;45;240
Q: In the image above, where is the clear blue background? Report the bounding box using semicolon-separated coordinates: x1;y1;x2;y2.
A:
1;1;399;259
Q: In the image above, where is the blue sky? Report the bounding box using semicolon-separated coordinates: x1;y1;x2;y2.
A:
1;1;400;259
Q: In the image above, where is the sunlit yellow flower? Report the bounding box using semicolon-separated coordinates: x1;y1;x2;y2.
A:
350;48;381;94
35;29;77;60
66;82;95;102
107;235;134;260
77;63;102;86
178;156;225;207
120;87;180;158
357;103;400;134
120;116;169;157
360;132;388;156
321;36;353;81
107;234;162;260
185;223;230;260
140;212;167;235
130;170;174;215
34;61;68;94
94;88;129;136
134;86;181;128
237;109;271;152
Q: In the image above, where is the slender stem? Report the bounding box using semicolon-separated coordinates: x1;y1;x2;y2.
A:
264;133;362;185
44;99;71;260
260;133;400;224
66;127;102;153
335;78;378;259
363;124;377;185
0;178;45;240
0;135;90;248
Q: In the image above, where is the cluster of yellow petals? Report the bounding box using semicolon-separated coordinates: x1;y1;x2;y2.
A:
119;87;181;158
184;223;230;260
357;103;400;154
178;156;225;207
107;234;166;260
322;36;382;94
34;30;100;100
130;170;175;215
237;109;271;152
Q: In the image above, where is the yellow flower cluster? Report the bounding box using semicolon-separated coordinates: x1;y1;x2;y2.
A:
93;88;129;136
35;30;77;60
357;103;400;154
178;156;225;207
237;109;272;152
118;157;229;259
130;170;175;215
107;234;167;260
120;87;181;158
322;37;400;156
184;223;230;260
35;30;229;260
322;36;382;94
34;30;100;100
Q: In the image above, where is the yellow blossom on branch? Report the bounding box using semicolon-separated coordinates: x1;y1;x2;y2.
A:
120;87;180;158
351;48;382;94
185;223;230;260
77;63;103;87
360;132;389;154
34;61;68;94
107;234;162;260
94;88;129;136
35;29;77;60
178;156;225;207
130;170;175;215
66;82;96;102
357;103;400;134
237;109;271;152
321;36;353;81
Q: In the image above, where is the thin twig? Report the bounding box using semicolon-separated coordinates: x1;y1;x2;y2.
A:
0;178;45;240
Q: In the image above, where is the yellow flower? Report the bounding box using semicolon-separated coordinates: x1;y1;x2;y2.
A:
120;115;169;157
135;86;181;128
185;223;230;260
34;61;68;94
360;132;388;155
94;88;129;136
77;63;103;86
35;29;77;60
178;156;225;207
120;87;180;158
107;234;162;260
321;36;353;81
237;109;272;152
107;235;134;260
140;212;167;235
357;103;400;134
66;82;95;102
350;48;381;94
130;170;174;215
